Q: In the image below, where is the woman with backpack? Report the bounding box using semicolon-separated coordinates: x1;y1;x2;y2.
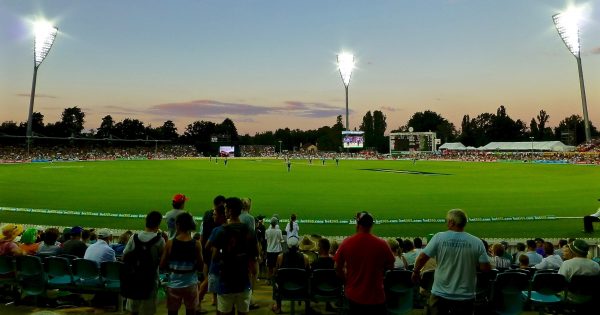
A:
160;212;203;315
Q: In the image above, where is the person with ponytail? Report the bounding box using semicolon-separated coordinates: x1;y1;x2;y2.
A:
284;214;299;241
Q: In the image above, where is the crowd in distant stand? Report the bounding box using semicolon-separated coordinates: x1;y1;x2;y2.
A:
0;144;199;162
3;196;600;314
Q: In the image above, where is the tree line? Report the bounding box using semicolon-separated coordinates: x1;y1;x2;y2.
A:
0;105;596;153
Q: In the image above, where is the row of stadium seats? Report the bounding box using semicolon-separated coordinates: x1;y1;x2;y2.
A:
0;255;123;310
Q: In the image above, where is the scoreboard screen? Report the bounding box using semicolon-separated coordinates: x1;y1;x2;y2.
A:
342;131;364;148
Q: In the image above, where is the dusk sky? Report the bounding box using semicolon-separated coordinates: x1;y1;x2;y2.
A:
1;0;599;135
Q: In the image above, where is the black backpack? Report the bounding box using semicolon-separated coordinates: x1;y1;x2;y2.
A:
120;233;162;300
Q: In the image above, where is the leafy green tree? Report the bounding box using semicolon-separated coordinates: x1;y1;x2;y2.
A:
554;115;598;145
359;111;374;148
113;118;146;139
96;115;114;139
60;106;86;137
373;110;388;152
405;110;456;143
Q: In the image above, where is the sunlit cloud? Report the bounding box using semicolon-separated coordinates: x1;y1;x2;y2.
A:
146;99;346;119
380;106;400;112
591;46;600;54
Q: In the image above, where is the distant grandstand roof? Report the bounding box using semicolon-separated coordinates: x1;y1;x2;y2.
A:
439;142;466;150
480;141;575;152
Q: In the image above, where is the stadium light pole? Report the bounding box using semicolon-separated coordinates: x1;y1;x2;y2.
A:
530;136;534;155
26;20;58;149
553;7;591;143
337;52;355;131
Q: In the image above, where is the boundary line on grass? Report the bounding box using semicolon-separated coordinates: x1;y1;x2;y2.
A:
0;207;582;224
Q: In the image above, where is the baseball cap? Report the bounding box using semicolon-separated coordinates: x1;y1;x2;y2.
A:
287;236;299;247
270;217;279;225
173;194;189;203
70;226;83;235
97;228;112;238
356;211;374;227
568;239;589;257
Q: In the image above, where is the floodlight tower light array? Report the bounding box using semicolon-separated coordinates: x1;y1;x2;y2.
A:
337;52;355;87
552;11;581;57
33;21;58;67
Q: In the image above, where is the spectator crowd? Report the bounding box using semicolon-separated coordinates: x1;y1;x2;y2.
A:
2;196;600;315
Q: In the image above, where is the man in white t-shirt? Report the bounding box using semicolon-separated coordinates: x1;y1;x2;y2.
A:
411;209;491;315
534;242;563;270
558;239;600;281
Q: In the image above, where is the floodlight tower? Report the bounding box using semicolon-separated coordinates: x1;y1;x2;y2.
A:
553;8;591;142
26;20;58;142
337;52;355;131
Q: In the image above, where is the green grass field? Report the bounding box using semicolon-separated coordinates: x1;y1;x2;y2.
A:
1;158;599;238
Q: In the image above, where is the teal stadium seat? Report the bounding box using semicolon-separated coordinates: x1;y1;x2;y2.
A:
492;271;529;315
310;269;343;314
521;272;566;315
275;268;310;315
15;255;46;304
72;259;103;289
44;256;75;289
384;269;414;315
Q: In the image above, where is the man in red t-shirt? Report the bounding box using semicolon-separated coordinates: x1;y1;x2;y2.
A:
334;212;395;315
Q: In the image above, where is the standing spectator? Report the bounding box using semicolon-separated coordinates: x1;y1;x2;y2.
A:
160;212;203;315
37;227;62;256
0;224;23;256
239;198;255;233
198;195;225;304
84;228;116;265
122;211;165;315
204;203;226;309
239;197;260;310
211;197;258;315
334;212;395;315
413;237;423;255
285;214;299;241
525;240;543;266
62;226;88;258
165;194;189;239
411;209;491;315
265;216;283;284
534;242;563;270
558;239;600;281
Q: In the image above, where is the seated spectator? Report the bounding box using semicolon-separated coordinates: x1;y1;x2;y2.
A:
402;239;418;266
518;255;530;270
413;237;423;255
513;242;526;263
81;229;91;246
500;241;512;261
534;242;562;270
272;236;309;314
19;228;40;255
555;239;567;259
111;232;131;257
535;238;546;257
311;238;334;270
525;240;543;266
62;226;88;258
491;243;511;269
37;228;62;256
84;228;116;265
329;240;339;256
558;239;600;281
387;239;408;270
0;224;24;256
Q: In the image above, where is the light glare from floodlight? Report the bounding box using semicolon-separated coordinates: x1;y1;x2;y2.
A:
34;20;58;67
552;6;583;57
337;52;355;87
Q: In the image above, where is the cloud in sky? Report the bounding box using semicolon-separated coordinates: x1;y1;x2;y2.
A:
380;106;400;112
591;46;600;54
16;93;57;99
146;99;347;119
